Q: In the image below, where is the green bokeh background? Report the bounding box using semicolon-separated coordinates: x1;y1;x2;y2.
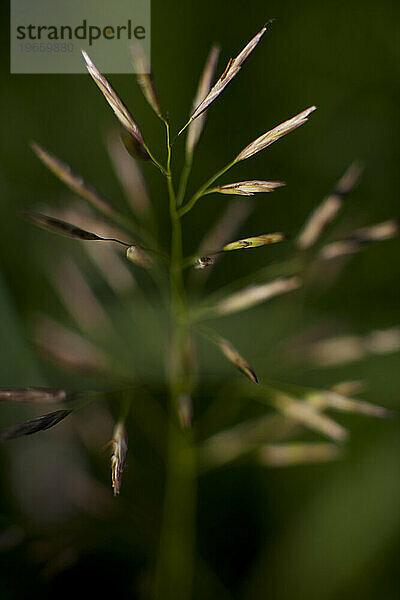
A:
0;0;399;598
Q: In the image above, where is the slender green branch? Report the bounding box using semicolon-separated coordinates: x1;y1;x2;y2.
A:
177;154;194;207
156;119;197;600
178;159;237;217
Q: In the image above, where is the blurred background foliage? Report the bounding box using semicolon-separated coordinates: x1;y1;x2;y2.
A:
0;0;399;598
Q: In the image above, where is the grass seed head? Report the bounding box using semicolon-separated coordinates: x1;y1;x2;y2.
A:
236;106;316;162
0;410;71;441
186;45;221;156
131;44;163;119
82;51;150;160
218;338;258;383
214;180;285;195
31;142;115;215
0;388;68;404
223;232;285;251
179;26;268;134
217;276;301;315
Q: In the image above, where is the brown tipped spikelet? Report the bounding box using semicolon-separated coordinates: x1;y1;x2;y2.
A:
0;410;71;441
82;51;149;160
31;142;115;215
218;338;258;383
110;422;128;496
212;180;285;196
235;106;316;162
23;209;129;246
179;26;268;134
0;387;68;404
186;45;221;156
223;232;285;251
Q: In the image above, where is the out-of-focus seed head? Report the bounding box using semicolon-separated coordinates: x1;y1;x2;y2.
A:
0;410;71;441
31;142;115;216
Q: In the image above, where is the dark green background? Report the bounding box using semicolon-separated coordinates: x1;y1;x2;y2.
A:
0;0;399;598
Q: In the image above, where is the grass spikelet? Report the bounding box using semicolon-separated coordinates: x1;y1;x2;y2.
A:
217;338;258;383
110;422;128;496
34;314;109;375
31;142;115;216
177;393;193;429
23;209;130;246
131;44;163;119
178;25;268;136
212;180;285;196
82;51;150;160
186;45;221;156
235;106;317;162
0;388;68;404
194;256;214;270
0;410;71;441
258;442;341;467
107;131;152;216
297;161;363;250
216;276;301;315
223;232;285;251
274;395;347;442
307;391;391;418
320;220;399;260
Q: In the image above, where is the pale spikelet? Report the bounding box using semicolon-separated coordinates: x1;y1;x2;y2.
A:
0;410;71;441
53;258;110;331
31;142;114;215
307;391;390;418
217;338;258;383
320;220;399;260
223;232;285;251
236;106;317;162
82;51;149;160
216;276;301;315
107;131;151;216
297;162;363;250
274;395;347;442
320;239;362;260
34;314;108;374
331;380;366;397
179;26;268;135
303;327;400;367
365;327;400;354
213;180;285;196
126;245;153;268
23;209;129;246
352;220;400;243
186;45;220;156
131;44;163;119
110;422;128;496
258;442;341;467
177;393;193;429
0;388;68;404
